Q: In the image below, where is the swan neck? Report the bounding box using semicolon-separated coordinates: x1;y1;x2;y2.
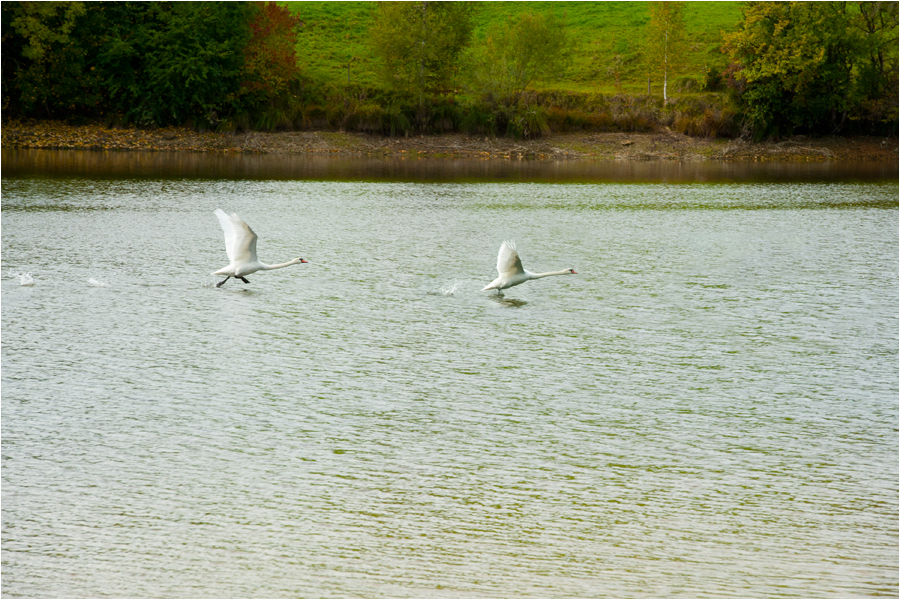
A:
532;269;571;279
262;260;298;270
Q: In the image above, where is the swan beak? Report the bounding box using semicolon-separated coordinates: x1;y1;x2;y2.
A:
571;269;578;274
300;258;308;263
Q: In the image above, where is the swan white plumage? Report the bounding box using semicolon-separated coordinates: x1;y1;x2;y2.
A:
482;241;576;296
212;209;307;287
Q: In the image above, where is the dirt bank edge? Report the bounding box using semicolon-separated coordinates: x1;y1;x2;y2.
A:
2;120;897;162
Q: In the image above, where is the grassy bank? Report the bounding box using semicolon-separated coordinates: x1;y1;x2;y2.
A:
286;2;742;94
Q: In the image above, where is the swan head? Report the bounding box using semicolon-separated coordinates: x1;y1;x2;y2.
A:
295;258;308;264
567;269;577;274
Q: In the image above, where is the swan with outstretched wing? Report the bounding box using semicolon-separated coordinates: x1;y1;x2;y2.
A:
482;241;576;296
212;209;307;287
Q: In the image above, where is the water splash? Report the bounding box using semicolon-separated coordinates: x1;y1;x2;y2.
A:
440;281;460;297
88;278;108;287
16;272;35;286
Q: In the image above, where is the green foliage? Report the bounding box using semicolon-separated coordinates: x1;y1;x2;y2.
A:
344;102;385;134
462;12;571;107
368;1;473;106
2;1;92;116
254;104;293;131
140;3;255;126
3;1;257;126
848;1;899;127
724;1;898;137
382;104;413;136
4;1;86;61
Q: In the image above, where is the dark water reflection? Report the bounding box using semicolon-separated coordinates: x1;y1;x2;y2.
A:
3;148;897;183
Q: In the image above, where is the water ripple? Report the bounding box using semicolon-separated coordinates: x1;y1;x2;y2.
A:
2;178;897;598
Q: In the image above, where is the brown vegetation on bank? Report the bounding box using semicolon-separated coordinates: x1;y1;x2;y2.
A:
2;120;897;162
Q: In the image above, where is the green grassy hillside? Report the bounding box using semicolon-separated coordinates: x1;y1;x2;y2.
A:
283;1;743;94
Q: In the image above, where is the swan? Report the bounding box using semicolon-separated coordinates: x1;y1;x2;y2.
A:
212;209;307;287
482;241;576;296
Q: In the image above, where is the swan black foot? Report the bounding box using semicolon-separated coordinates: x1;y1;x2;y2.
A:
239;276;250;283
216;276;231;288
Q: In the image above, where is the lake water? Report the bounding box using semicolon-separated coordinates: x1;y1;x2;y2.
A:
2;150;898;598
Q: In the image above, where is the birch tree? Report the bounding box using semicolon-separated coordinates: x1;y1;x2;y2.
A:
645;1;685;102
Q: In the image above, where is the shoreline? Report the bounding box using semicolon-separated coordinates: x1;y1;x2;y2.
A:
2;120;897;163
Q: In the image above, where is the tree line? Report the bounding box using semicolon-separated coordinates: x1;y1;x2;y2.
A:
2;1;896;139
2;2;301;129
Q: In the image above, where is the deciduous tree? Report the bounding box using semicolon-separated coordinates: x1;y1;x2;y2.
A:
723;1;898;137
238;2;303;107
849;1;899;126
462;12;570;107
2;1;87;115
645;1;686;103
369;1;472;110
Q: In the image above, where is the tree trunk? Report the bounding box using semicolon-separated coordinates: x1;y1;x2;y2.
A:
663;27;668;103
418;1;427;111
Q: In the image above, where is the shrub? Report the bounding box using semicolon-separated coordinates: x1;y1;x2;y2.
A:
383;104;412;136
505;105;550;138
254;106;293;131
429;99;460;133
668;95;739;138
587;111;616;130
2;2;256;126
298;105;330;129
701;63;726;92
609;95;660;132
346;103;385;134
674;76;701;93
459;103;499;136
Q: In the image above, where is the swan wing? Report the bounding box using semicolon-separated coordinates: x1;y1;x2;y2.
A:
215;209;258;265
496;240;524;277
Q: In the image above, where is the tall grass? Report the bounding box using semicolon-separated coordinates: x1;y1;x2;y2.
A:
280;86;740;139
210;80;739;139
667;95;739;138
